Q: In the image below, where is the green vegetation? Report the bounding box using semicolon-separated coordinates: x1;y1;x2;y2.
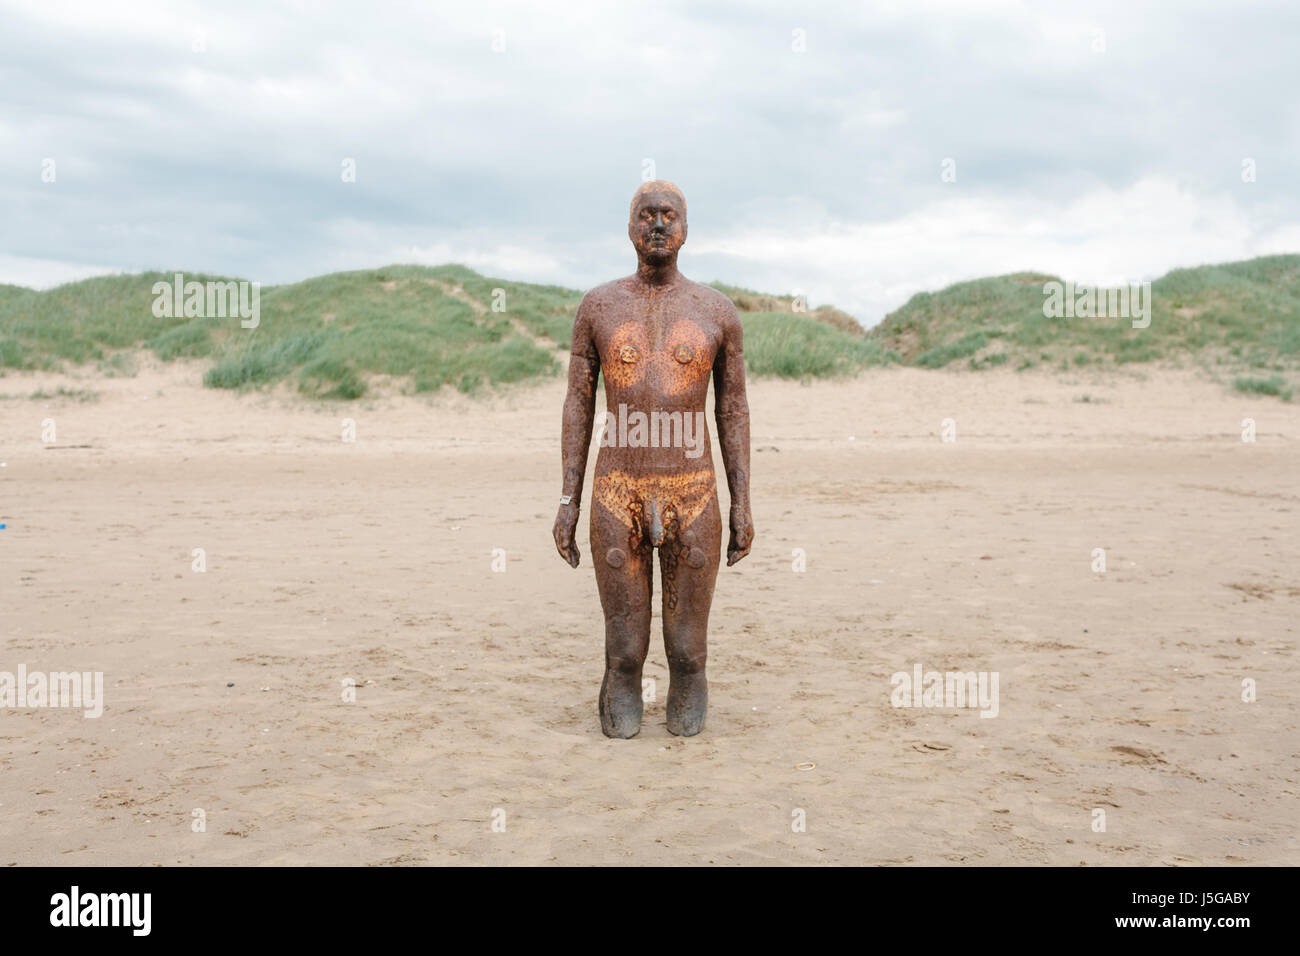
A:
709;281;865;337
870;255;1300;382
192;265;572;397
0;386;100;402
916;331;992;368
738;312;896;379
1233;375;1292;401
0;264;884;396
2;254;1297;398
0;265;569;398
710;280;891;379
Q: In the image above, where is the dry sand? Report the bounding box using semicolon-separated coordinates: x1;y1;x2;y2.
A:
1;358;1297;865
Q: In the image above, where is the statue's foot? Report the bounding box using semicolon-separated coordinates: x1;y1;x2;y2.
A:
599;670;643;739
666;672;708;737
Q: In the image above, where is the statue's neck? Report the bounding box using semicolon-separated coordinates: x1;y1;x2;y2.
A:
636;258;680;287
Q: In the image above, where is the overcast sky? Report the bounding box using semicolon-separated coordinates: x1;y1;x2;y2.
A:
2;0;1297;324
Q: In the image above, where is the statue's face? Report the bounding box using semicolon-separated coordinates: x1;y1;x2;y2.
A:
629;188;687;264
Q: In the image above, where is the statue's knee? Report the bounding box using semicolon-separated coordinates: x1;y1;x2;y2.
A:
606;654;642;675
667;650;707;675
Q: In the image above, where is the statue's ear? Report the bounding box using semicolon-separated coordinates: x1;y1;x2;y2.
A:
681;221;688;245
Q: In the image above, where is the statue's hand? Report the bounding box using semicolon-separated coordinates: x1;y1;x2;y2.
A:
553;503;581;567
726;507;754;566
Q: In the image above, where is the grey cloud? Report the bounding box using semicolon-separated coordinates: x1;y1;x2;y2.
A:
0;0;1296;322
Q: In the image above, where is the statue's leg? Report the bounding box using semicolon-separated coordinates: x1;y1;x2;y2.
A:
591;499;652;738
660;493;721;737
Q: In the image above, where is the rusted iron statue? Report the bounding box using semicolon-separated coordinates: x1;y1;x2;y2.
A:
553;180;754;738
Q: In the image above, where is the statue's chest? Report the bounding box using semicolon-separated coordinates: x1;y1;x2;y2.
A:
599;315;714;393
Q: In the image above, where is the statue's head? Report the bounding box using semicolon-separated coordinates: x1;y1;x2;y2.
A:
628;180;687;266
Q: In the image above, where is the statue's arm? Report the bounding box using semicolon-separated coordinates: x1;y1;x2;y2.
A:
553;295;600;567
713;302;754;566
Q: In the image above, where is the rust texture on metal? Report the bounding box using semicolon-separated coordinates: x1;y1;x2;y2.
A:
552;180;754;739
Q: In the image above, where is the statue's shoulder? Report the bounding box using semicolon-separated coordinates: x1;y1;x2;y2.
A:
682;279;740;331
578;278;635;314
682;278;728;303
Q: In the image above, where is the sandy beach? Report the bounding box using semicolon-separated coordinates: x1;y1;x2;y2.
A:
1;359;1297;865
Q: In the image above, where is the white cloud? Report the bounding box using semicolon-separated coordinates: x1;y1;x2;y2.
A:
690;178;1296;324
0;253;114;290
1;0;1297;320
403;241;564;278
